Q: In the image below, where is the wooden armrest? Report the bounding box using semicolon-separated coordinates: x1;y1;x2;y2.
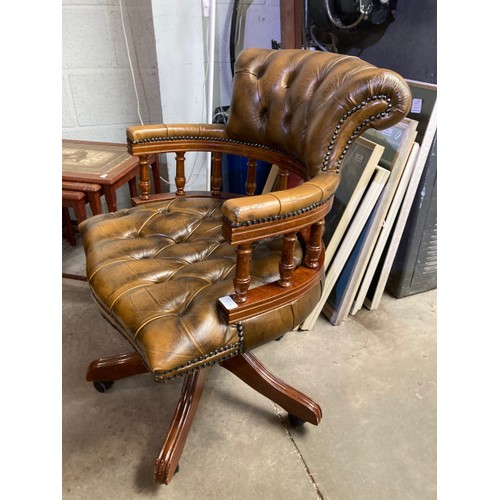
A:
127;123;228;149
126;122;308;200
221;172;339;243
221;184;334;245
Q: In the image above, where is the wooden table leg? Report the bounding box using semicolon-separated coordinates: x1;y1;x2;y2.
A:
62;190;88;224
62;181;103;216
86;190;103;215
128;176;138;198
63;207;76;245
102;186;118;212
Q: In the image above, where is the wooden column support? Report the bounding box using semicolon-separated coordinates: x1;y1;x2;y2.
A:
246;158;257;196
233;243;252;303
278;232;297;287
211;153;222;196
175;152;186;196
304;219;325;269
278;168;289;190
139;155;151;200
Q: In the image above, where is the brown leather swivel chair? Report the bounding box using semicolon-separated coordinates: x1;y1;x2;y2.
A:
79;48;411;484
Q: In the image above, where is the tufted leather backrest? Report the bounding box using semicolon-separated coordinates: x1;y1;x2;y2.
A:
226;48;411;179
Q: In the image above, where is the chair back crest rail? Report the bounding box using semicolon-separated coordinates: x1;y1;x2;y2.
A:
125;48;411;322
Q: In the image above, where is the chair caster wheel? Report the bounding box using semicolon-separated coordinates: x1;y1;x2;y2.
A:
288;413;306;427
93;380;114;393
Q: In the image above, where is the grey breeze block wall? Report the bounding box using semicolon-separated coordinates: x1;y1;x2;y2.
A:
62;0;280;199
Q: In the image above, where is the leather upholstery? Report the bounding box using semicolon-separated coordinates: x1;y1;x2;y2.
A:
221;49;410;227
80;48;411;382
222;171;340;226
80;197;316;381
226;48;411;179
126;50;410;227
127;123;227;144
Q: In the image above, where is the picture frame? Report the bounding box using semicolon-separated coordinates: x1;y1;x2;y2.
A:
362;80;438;310
298;136;383;330
351;141;420;314
301;164;390;330
322;137;384;269
325;116;418;325
320;165;390;326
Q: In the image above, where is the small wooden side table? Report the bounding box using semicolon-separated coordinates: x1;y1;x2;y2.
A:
62;190;86;246
62;181;103;216
62;140;161;212
62;189;88;225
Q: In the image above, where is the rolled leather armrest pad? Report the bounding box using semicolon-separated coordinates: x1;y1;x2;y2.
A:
126;123;228;143
222;172;340;225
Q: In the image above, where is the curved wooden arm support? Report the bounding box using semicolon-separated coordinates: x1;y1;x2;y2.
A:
218;256;324;323
155;368;208;484
218;199;331;321
127;133;305;179
127;129;307;200
221;352;322;425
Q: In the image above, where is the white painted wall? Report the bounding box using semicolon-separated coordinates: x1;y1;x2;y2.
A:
215;0;281;108
62;0;281;193
150;0;280;190
151;0;209;190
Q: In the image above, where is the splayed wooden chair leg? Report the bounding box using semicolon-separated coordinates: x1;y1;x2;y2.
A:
221;352;322;425
86;352;149;391
154;368;209;484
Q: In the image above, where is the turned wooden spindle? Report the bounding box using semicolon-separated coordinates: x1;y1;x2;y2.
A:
304;220;325;269
246;158;258;196
278;168;289;190
278;232;297;287
233;244;252;303
175;152;186;196
139;155;151;200
211;153;222;196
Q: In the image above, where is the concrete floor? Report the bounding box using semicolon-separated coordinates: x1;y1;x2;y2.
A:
62;235;436;500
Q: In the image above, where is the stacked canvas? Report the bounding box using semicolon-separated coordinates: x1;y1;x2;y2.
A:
301;117;418;329
300;136;386;330
358;81;437;310
300;79;437;329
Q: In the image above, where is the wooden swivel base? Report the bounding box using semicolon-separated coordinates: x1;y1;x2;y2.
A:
86;351;322;485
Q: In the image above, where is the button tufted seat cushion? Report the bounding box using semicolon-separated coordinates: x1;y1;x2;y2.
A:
80;196;320;381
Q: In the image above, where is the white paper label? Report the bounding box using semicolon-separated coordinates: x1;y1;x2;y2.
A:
218;295;238;310
411;98;423;113
354;153;364;163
